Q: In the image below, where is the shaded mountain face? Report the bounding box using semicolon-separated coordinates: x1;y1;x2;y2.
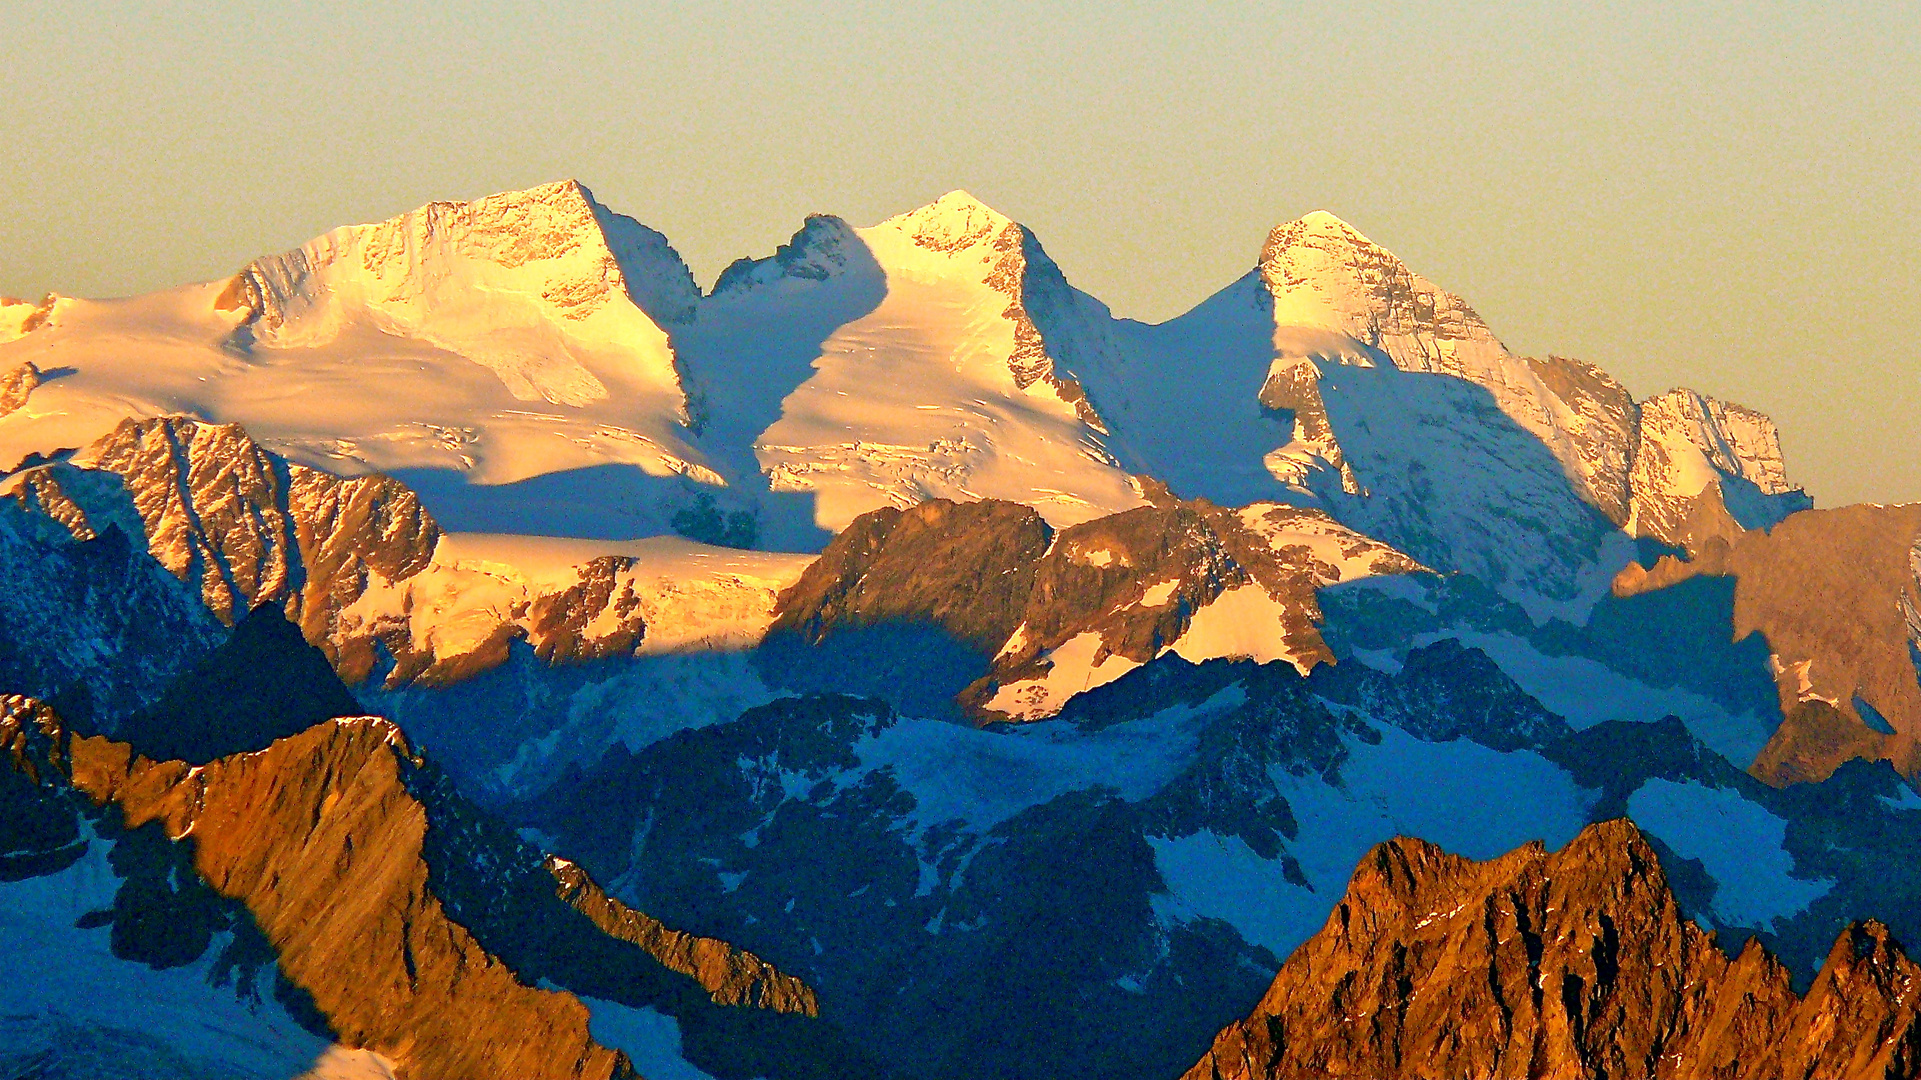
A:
1616;503;1921;784
113;602;362;764
1032;209;1810;617
0;696;868;1080
506;640;1921;1080
766;495;1424;721
1182;820;1921;1080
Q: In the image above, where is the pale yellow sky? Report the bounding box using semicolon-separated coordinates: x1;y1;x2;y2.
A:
3;2;1916;506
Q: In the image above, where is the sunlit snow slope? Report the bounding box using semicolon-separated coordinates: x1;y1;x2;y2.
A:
0;181;718;538
685;191;1145;537
0;181;1805;594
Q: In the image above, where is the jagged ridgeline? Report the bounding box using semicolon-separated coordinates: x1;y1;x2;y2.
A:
2;182;1918;1079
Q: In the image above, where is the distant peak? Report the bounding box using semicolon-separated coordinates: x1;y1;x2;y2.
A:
881;190;1019;254
709;214;863;296
518;177;588;196
927;189;998;214
1297;209;1364;233
1264;210;1381;258
1256;209;1508;365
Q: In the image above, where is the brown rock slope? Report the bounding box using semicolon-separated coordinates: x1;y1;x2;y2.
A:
549;856;817;1013
0;696;824;1080
78;414;440;637
768;495;1423;722
1614;504;1921;784
1183;820;1921;1080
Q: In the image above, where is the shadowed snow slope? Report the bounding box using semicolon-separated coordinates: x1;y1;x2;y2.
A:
1054;211;1806;614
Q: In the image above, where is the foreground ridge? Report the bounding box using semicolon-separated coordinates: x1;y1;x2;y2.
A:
1183;819;1921;1080
0;696;837;1079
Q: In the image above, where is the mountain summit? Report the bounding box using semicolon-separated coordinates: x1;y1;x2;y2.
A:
1258;209;1508;374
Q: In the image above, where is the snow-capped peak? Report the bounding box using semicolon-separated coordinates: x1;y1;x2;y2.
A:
1293;209;1370;239
229;179;698;411
238;178;693;334
1257;210;1506;367
880;189;1018;254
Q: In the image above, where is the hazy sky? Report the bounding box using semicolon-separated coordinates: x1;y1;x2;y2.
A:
3;2;1916;506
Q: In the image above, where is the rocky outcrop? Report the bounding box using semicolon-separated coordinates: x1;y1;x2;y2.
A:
0;359;38;416
1526;354;1642;525
976;500;1425;719
1626;388;1810;551
47;415;440;634
0;293;56;343
1258;211;1510;378
9;416;811;691
768;496;1424;721
548;856;819;1014
769;498;1053;652
1614;504;1921;783
1183;820;1921;1080
0;696;831;1080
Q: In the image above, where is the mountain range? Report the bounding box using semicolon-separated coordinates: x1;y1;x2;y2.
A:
2;181;1916;1079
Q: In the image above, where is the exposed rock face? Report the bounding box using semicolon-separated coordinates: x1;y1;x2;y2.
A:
548;856;819;1014
1183;820;1921;1080
0;293;56;343
8;416;810;691
1258;211;1510;377
769;498;1053;652
0;461;228;727
0;697;632;1080
0;359;38;416
1627;388;1810;551
1255;214;1638;529
0;697;831;1080
1527;354;1642;525
767;497;1424;721
46;415;440;634
978;500;1425;719
1615;504;1921;783
352;550;655;688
